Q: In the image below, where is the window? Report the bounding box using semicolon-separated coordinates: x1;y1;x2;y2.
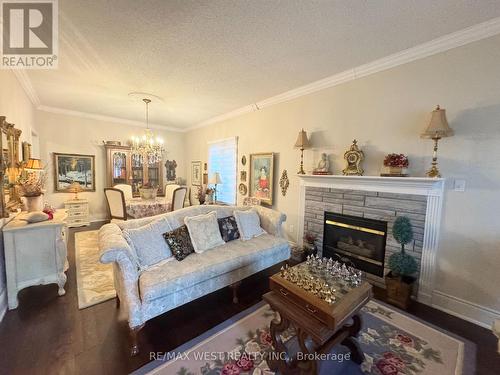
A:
208;137;238;205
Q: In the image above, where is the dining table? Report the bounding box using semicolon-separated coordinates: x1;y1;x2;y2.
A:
125;197;172;219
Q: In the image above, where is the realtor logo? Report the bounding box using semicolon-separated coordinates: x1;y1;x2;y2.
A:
1;0;58;69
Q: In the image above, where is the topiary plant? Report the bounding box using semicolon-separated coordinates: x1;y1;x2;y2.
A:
388;216;417;277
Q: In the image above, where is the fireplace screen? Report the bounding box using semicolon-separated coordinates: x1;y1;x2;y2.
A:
323;212;387;277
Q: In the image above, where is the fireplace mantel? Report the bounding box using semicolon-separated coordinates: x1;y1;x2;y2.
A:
297;174;445;305
297;174;445;196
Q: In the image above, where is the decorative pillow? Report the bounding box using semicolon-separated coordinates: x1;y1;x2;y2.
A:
19;211;50;223
163;225;195;261
123;218;173;269
218;216;240;242
234;209;266;240
184;211;225;253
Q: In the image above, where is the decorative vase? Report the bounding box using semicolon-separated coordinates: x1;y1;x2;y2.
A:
385;272;415;310
303;242;318;257
139;188;157;200
25;195;43;212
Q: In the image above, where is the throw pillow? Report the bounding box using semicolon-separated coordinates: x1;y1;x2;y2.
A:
163;225;195;261
234;209;266;240
123;218;173;269
184;211;225;253
218;215;240;242
19;211;50;223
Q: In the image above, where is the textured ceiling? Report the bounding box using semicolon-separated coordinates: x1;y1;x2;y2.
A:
27;0;500;129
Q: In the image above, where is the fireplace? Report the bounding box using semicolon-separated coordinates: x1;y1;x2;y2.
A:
323;212;387;277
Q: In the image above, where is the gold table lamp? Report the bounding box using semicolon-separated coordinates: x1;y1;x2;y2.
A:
294;129;311;174
421;105;454;178
69;182;83;199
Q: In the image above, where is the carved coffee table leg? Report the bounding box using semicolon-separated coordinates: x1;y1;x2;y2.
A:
268;312;293;373
341;314;364;364
296;328;317;374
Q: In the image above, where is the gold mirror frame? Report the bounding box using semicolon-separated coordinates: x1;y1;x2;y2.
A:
0;116;22;217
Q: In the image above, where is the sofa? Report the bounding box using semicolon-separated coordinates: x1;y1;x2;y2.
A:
98;204;290;354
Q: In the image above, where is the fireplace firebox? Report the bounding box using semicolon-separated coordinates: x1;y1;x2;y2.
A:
323;212;387;277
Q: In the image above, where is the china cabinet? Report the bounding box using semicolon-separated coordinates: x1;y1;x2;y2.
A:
104;144;163;196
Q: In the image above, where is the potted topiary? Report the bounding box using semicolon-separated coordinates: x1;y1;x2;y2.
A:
385;216;418;309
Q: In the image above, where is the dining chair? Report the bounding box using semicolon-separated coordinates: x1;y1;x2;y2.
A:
164;184;180;204
104;188;128;221
114;184;133;200
171;187;188;211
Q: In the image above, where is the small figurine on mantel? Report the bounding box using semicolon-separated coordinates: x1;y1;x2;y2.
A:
313;153;332;175
342;139;364;176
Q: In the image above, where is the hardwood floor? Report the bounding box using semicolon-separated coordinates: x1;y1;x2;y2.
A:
0;222;498;374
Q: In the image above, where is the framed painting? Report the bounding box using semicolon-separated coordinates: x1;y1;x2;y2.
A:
249;152;274;205
54;153;95;192
191;161;202;185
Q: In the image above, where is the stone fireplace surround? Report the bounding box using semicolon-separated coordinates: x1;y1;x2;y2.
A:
297;175;445;305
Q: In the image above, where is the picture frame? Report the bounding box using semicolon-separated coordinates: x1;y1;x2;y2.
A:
21;141;31;163
249;152;274;205
191;161;202;185
240;170;247;182
53;153;95;192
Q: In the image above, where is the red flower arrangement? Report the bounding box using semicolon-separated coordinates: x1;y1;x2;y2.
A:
383;154;409;168
304;232;317;244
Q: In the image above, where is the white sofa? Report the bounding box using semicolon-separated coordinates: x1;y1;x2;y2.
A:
98;205;290;354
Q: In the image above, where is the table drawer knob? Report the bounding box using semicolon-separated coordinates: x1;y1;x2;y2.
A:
279;288;288;296
305;305;317;314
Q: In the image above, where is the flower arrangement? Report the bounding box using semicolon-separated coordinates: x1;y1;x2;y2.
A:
303;232;317;244
17;169;46;197
383;153;409;168
141;181;157;189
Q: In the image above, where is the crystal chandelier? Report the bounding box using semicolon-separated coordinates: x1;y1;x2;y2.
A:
131;98;165;165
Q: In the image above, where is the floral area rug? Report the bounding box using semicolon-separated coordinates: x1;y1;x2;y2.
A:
135;300;474;375
75;230;116;309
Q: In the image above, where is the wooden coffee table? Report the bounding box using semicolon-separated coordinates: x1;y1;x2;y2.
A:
263;261;372;374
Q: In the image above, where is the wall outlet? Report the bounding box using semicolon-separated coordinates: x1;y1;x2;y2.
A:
289;224;294;233
454;179;466;192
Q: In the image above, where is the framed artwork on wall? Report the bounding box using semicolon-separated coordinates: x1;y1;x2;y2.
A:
191;161;202;185
165;160;177;181
53;153;95;192
249;152;274;205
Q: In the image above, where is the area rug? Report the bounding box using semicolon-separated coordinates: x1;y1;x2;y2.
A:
135;300;475;375
75;230;116;309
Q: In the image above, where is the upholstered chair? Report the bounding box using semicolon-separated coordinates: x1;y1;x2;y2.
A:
171;187;187;211
114;184;133;200
164;184;180;204
104;188;127;221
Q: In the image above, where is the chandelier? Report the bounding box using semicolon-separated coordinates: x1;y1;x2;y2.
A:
131;98;165;165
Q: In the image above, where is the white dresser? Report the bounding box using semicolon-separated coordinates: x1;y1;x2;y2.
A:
65;198;90;227
3;210;68;309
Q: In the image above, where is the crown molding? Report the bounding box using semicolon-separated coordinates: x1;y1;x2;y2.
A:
186;16;500;132
37;105;184;132
11;70;41;107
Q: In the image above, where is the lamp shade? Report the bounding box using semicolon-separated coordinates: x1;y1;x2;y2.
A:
294;129;311;149
421;105;454;139
208;172;222;184
69;181;83;193
25;158;43;170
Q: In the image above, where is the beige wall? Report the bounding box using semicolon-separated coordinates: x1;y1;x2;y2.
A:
0;70;37;320
184;35;500;324
36;110;186;220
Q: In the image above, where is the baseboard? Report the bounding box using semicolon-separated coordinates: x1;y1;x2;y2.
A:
0;288;7;323
431;290;500;329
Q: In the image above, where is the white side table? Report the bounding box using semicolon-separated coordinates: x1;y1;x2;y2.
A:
3;210;68;309
65;198;90;227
